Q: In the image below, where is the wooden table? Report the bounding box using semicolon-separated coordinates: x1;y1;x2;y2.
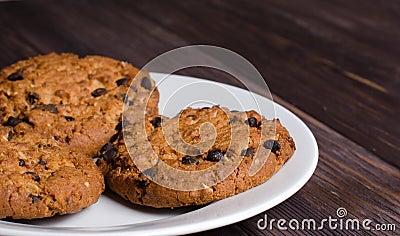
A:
0;0;398;235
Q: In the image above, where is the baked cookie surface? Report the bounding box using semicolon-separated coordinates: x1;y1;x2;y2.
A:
97;106;295;208
0;127;105;219
0;53;159;219
0;53;159;156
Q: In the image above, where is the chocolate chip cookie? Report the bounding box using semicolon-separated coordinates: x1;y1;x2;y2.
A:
0;126;105;219
0;53;159;219
0;53;159;156
97;106;295;208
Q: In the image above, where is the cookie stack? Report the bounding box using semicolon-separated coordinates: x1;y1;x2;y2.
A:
0;53;295;220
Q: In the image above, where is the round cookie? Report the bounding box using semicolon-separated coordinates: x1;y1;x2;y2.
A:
0;127;105;219
0;53;159;156
97;106;296;208
0;53;159;219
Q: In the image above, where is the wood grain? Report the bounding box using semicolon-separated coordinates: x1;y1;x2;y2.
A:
0;0;398;235
131;0;400;167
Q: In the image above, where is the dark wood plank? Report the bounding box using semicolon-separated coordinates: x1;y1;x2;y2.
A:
130;0;400;167
194;95;399;235
0;1;187;66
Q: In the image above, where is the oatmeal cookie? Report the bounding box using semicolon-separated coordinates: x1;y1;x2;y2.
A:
97;106;295;208
0;53;159;156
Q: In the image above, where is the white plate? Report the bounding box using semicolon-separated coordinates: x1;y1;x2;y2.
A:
0;73;318;236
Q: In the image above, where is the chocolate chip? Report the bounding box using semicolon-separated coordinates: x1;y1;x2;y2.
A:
182;156;199;165
130;86;138;92
7;70;24;81
241;148;255;157
206;149;225;162
25;171;40;182
141;77;152;90
7;131;14;141
245;117;259;127
4;116;22;127
263;140;281;154
103;148;117;163
136;180;149;188
28;194;42;202
109;133;119;143
65;136;71;143
116;78;129;86
118;120;131;130
65;116;75;121
18;159;25;166
38;159;46;165
100;142;113;154
91;88;107;97
21;116;34;128
115;122;122;131
37;104;58;114
150;117;162;128
26;92;40;105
